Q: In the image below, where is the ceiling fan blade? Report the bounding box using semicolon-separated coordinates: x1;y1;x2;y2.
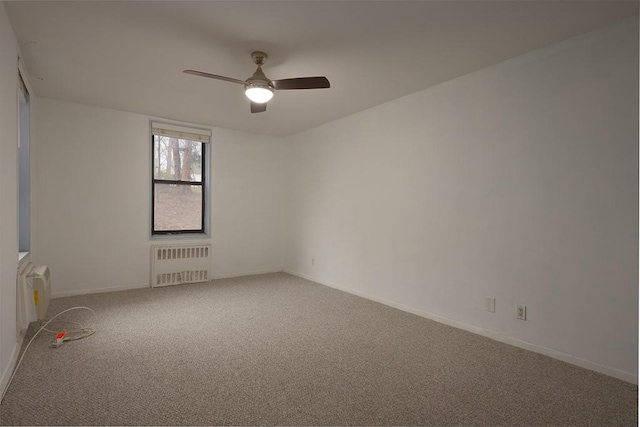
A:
183;70;246;85
251;102;267;113
272;77;330;90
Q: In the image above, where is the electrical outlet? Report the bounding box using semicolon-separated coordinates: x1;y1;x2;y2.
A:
311;257;315;266
485;297;495;313
517;304;527;320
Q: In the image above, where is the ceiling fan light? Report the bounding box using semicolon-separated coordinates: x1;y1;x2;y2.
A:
245;85;274;104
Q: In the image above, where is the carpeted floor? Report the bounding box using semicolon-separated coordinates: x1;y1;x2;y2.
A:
0;272;637;426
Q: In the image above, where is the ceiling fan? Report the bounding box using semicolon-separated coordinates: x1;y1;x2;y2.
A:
184;51;330;113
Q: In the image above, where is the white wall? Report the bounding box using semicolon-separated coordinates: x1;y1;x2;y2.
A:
0;1;19;394
35;98;286;296
285;19;639;382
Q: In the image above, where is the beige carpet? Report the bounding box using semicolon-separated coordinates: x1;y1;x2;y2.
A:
0;272;636;426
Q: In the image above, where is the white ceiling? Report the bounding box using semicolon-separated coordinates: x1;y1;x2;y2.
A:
5;1;638;137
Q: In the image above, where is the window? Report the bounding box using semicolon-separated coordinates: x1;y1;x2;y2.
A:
18;71;30;254
151;122;211;235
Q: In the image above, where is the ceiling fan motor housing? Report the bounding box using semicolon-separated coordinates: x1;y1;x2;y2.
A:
245;66;274;89
245;51;274;103
246;51;274;90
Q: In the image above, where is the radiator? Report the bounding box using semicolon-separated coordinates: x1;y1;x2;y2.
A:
18;262;52;334
17;259;35;336
150;244;212;288
29;266;51;322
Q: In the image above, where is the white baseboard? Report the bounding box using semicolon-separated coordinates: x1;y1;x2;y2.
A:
211;268;284;280
52;283;150;298
0;339;23;402
51;269;286;298
284;269;638;385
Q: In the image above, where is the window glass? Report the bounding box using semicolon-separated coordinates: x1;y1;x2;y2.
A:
153;183;203;232
153;136;202;182
151;132;206;234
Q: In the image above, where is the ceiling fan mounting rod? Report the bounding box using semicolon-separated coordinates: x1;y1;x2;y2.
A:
251;51;268;66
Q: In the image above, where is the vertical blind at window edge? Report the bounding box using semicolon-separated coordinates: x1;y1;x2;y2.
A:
152;122;211;143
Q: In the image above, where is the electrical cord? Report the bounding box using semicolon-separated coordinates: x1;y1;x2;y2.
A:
42;319;95;341
42;320;84;333
0;306;96;402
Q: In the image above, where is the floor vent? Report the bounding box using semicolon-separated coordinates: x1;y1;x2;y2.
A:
151;244;212;288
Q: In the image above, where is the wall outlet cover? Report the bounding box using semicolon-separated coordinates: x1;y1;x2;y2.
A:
485;296;495;313
517;304;527;320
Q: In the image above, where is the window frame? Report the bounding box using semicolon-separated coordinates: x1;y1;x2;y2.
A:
150;127;208;236
18;61;31;257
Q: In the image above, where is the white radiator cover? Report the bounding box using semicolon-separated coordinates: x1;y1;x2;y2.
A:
17;260;35;336
18;264;51;331
29;265;51;322
150;244;212;288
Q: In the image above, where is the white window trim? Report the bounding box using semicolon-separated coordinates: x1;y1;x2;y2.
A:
149;120;212;240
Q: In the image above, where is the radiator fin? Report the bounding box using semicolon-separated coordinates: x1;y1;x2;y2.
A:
157;246;209;261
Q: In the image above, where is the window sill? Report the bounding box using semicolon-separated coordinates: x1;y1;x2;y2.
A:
150;233;210;241
18;251;30;267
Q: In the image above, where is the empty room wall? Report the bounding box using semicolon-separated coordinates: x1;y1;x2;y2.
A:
35;98;286;296
0;2;19;392
285;18;639;382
